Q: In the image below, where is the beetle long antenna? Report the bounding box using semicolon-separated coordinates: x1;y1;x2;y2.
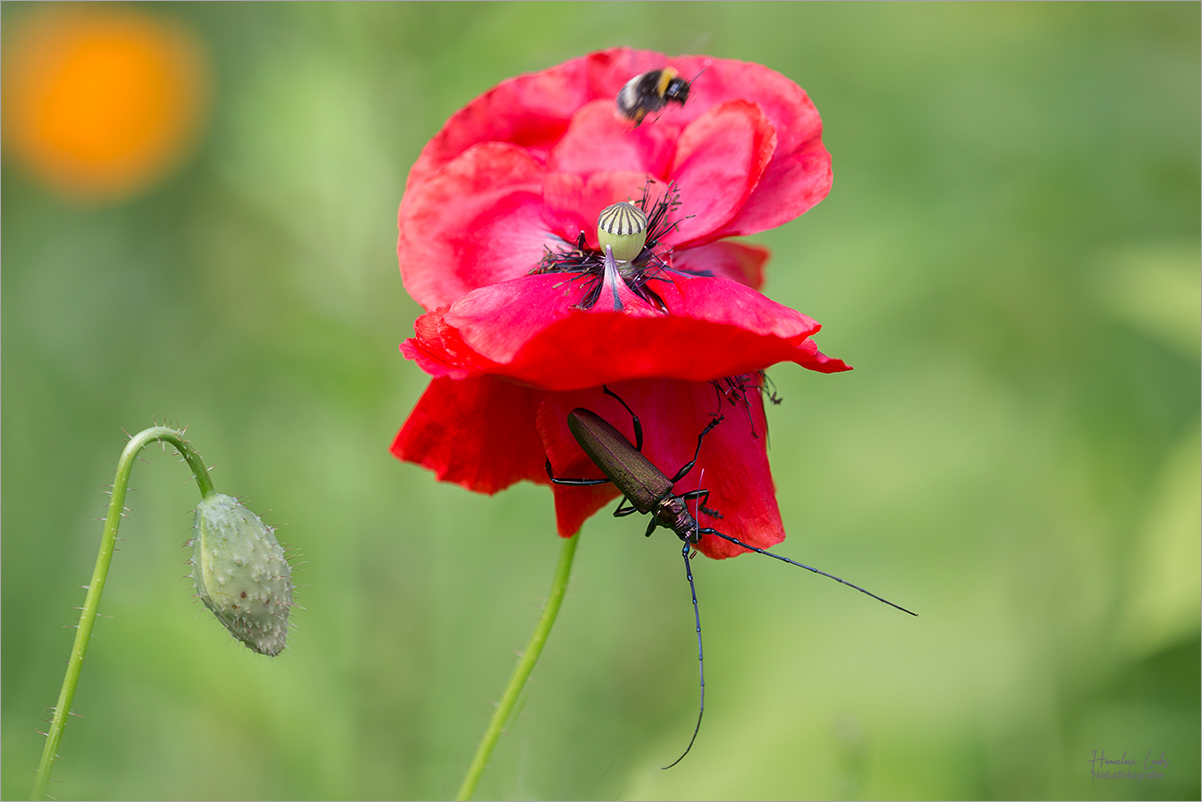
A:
663;541;704;769
700;529;918;616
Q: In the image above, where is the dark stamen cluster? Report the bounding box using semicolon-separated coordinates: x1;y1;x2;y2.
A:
533;179;710;310
709;371;783;440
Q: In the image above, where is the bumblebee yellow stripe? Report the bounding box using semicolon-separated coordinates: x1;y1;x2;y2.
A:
656;67;679;97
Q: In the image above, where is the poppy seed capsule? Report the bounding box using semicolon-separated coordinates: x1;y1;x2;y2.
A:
596;201;648;263
190;494;292;656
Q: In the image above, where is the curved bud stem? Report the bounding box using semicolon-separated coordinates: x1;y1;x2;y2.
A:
456;532;580;801
32;427;216;800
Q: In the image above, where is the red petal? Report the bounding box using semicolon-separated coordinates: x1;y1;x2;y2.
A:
547;99;677;179
673;240;771;290
541;170;652;251
663;57;832;237
536;379;785;557
398;143;550;310
406;48;670;190
391;375;548;494
440;273;577;368
398;308;472;377
403;272;849;390
668;100;777;246
715;139;832;240
406;61;589;191
675;57;823;159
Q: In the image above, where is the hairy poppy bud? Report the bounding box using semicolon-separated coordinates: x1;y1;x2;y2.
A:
190;494;292;656
597;201;648;263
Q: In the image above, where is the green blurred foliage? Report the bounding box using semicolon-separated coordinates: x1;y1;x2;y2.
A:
3;3;1198;800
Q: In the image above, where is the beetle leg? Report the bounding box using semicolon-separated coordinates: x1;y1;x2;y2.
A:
545;458;610;486
678;488;723;520
643;517;659;538
613;496;640;517
602;385;643;451
668;415;724;484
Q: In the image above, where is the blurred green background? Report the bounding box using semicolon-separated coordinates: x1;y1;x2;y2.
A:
3;3;1198;800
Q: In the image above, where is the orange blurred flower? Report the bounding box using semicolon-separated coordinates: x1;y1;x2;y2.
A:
2;6;209;203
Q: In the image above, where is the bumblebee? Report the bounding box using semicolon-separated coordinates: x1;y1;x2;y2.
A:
615;67;694;127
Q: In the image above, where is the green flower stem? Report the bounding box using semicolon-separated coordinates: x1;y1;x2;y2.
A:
32;427;215;801
456;531;580;801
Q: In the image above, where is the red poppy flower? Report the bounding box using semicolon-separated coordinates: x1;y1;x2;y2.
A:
391;48;848;558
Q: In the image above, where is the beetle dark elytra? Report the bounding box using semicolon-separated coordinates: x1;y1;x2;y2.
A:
546;386;916;768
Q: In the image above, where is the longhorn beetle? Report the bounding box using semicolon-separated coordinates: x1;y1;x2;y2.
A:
546;386;917;768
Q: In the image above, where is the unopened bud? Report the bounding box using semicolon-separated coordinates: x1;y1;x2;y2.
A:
191;494;292;656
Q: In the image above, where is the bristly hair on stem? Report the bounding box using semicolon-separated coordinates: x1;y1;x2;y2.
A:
532;179;711;311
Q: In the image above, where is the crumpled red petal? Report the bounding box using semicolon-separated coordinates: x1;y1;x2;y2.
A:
668;100;777;248
400;272;849;391
404;49;666;190
713;140;831;241
390;375;548;494
541;170;652;252
536;379;785;558
546;100;678;180
398;143;549;310
672;240;770;290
